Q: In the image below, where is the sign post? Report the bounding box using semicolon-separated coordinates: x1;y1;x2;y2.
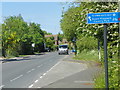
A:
87;12;120;89
104;24;109;89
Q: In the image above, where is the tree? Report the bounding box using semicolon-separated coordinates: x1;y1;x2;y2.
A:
2;15;29;56
2;15;45;56
28;22;44;53
58;32;64;42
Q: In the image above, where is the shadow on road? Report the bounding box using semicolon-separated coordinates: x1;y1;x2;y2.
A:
2;58;30;63
1;52;46;63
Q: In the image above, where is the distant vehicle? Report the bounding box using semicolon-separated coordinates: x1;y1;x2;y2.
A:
58;44;69;55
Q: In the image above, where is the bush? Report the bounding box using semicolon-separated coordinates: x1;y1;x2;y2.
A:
76;36;97;52
51;45;58;51
74;49;99;61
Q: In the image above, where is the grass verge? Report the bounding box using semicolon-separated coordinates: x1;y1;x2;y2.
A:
73;49;100;61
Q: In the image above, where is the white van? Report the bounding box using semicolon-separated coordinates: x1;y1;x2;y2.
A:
58;45;69;55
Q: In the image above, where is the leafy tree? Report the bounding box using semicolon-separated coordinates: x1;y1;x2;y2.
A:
28;22;44;53
2;15;29;56
58;32;64;42
2;15;45;56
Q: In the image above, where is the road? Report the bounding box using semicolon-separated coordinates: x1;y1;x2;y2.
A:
2;51;68;88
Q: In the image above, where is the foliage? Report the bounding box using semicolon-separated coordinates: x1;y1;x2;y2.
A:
76;36;97;52
94;73;105;88
51;45;58;51
2;15;45;56
2;15;29;56
45;37;55;49
28;22;44;53
73;49;99;61
58;32;64;42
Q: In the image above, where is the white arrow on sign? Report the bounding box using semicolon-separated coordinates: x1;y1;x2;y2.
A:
113;14;116;16
88;16;92;21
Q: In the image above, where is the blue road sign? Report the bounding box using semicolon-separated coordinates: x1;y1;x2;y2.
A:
87;12;120;24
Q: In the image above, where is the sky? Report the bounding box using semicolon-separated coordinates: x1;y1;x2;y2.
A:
2;2;66;34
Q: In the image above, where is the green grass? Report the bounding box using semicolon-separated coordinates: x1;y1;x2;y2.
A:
94;73;105;88
73;49;100;61
18;55;28;57
5;55;28;59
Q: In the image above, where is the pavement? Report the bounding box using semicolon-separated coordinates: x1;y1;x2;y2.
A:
31;54;102;88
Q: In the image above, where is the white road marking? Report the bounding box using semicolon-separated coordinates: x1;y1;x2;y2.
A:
28;84;33;88
31;69;35;71
40;76;43;78
46;61;61;73
27;70;31;73
43;73;46;76
27;68;35;73
28;55;68;88
10;75;23;82
38;58;63;80
37;65;42;68
34;80;38;83
0;85;5;89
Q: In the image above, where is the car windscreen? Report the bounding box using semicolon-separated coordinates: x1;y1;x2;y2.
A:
59;45;68;48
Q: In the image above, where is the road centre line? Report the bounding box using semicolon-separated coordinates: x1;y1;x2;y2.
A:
10;75;23;82
37;65;43;68
31;69;35;71
27;68;35;73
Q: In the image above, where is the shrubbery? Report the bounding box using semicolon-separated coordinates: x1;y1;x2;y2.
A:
76;36;97;52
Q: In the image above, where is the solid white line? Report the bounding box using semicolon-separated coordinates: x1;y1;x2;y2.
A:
0;85;5;89
28;84;33;88
10;75;23;82
34;80;38;83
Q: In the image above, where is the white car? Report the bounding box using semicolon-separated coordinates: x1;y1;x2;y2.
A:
58;45;69;55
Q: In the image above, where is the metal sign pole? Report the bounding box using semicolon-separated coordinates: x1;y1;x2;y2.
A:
104;24;109;89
